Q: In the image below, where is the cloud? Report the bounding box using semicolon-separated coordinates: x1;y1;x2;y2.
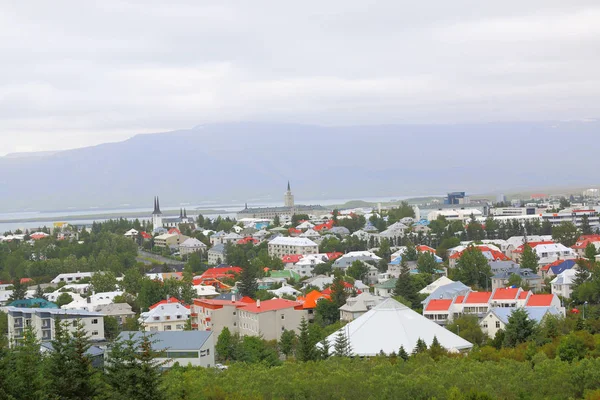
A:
0;0;599;155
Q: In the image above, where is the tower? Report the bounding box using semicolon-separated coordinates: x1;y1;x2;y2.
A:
284;181;294;208
152;196;163;229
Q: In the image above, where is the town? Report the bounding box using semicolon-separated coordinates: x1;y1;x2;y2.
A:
1;183;600;398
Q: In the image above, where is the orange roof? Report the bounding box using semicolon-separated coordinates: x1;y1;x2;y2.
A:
425;299;452;312
464;291;492;304
518;291;529;300
526;294;555;307
300;290;330;309
200;266;242;279
513;241;554;253
282;254;303;263
239;296;255;304
149;297;189;309
417;245;437;254
326;252;343;261
168;228;181;235
193;298;248;308
240;298;303;313
492;288;520;300
455;295;465;303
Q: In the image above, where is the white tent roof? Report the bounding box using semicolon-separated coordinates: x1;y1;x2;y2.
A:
322;298;472;356
419;276;455;294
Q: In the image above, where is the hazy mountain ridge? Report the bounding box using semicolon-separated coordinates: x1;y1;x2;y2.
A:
0;121;598;212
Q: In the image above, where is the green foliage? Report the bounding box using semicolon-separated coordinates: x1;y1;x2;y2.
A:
394;260;419;309
552;222;579;247
104;316;120;341
346;260;369;281
329;276;348;308
447;315;486;346
503;308;537;347
296;318;318;362
238;265;259;298
520;243;540;273
557;332;588;362
452;246;492;289
8;279;27;302
333;330;352;357
279;329;297;358
417;251;438;274
314;299;340;326
56;292;74;307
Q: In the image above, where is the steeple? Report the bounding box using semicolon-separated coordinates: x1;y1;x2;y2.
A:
180;208;183;218
153;196;162;215
184;208;187;218
287;181;291;191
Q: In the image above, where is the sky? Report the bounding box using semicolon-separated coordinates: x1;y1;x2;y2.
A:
1;0;600;155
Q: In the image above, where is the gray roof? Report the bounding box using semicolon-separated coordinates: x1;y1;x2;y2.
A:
5;306;103;317
422;282;471;304
95;303;135;316
209;243;225;254
42;342;105;357
117;331;213;351
492;268;540;281
490;306;561;325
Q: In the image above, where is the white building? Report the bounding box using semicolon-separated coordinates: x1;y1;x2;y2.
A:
339;292;384;322
50;272;94;284
6;307;104;346
139;300;191;331
267;237;319;258
62;291;123;312
179;238;207;256
551;269;578;299
207;244;226;265
118;331;215;369
480;307;562;338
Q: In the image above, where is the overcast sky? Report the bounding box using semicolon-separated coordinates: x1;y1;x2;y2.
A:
1;1;599;155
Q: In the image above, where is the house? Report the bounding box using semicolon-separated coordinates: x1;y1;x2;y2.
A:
539;259;578;279
193;285;220;298
551;269;578;299
449;245;509;268
50;272;93;284
117;331;215;369
222;232;243;245
95;303;136;325
299;228;321;240
339;292;384;322
237;299;307;341
327;226;350;236
374;278;397;297
179;238;207;256
200;266;242;281
6;307;104;346
124;229;139;239
207;244;226;265
511;242;576;265
377;222;408;242
267;237;319;258
459;291;493;318
154;233;189;249
571;234;600;257
333;251;382;270
62;291;123;312
139;298;191;331
209;231;227;246
480;306;562;338
191;297;253;336
491;268;543;292
419;276;455;295
321;298;472;356
268;284;301;298
301;275;333;291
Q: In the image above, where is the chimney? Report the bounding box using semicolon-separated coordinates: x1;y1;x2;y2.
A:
257;299;261;308
231;294;235;303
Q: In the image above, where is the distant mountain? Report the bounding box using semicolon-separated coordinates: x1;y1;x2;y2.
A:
0;121;599;212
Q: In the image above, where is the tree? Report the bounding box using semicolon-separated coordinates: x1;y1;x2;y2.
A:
520;243;540;273
46;319;98;400
503;308;537;347
279;329;297;358
273;215;281;227
56;292;74;307
398;345;409;361
506;273;523;288
238;265;259;298
404;242;418;262
90;271;118;293
319;337;330;359
581;215;592;236
452;246;491;289
35;284;47;300
394;259;419;308
412;338;427;355
216;327;235;362
10;325;47;400
417;251;437;274
104;316;120;341
446;315;485;346
296;318;317;362
314;299;340;327
329;276;348;308
584;242;597;265
333;330;352;357
557;332;588;362
552;222;579;247
8;279;27;302
428;336;447;360
347;260;369;281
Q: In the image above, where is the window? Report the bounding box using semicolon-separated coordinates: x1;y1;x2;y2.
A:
496;321;500;328
281;327;285;332
482;322;488;328
281;315;285;320
72;320;78;327
92;331;98;336
92;319;98;324
164;325;172;331
176;325;183;330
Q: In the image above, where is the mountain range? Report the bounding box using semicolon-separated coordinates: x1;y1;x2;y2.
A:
0;121;598;212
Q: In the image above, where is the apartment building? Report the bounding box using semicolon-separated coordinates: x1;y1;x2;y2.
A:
268;237;318;258
139;299;191;332
6;307;104;347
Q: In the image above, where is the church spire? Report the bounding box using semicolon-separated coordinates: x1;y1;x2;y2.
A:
287;181;291;191
184;208;187;218
153;196;162;215
180;208;183;218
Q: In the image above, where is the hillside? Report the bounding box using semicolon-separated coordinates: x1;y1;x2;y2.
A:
0;121;598;211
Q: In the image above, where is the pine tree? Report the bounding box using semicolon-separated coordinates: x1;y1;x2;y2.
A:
11;325;47;400
581;215;592;235
503;308;536;347
238;265;259;298
333;330;352;357
296;318;317;362
428;336;447;360
278;329;297;358
216;327;235;362
329;276;348;308
584;242;597;267
319;337;330;359
398;345;409;361
404;241;418;261
520;243;540;273
137;334;165;400
394;259;419;308
8;279;27;302
412;338;428;355
35;284;47;300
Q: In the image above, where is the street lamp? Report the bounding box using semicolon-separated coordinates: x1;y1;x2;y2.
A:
584;301;589;320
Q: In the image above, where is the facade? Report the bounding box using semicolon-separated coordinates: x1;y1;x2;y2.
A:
118;331;215;369
154;233;189;249
6;307;104;346
207;244;226;265
179;238;207;256
50;272;93;284
268;237;318;258
551;268;578;299
95;303;136;325
480;306;562;338
152;196;163;230
339;292;384;322
541;208;600;228
139;300;191;332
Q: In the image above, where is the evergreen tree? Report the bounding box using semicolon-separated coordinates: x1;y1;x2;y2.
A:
319;337;330;359
8;279;27;302
428;336;447;360
520;243;540;273
453;246;491;289
417;251;437;274
47;319;98;400
333;330;352;357
296;318;317;362
11;325;47;400
329;276;348;308
394;259;419;308
273;215;281;227
35;284;47;300
584;242;597;266
398;345;409;361
179;264;196;305
278;329;297;358
581;215;592;235
503;308;537;347
412;338;428;355
238;265;259;298
216;327;235;362
404;242;418;262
